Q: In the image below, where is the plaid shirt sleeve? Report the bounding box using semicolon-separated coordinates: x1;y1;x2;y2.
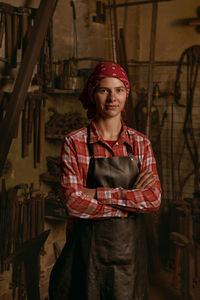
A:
60;136;128;219
96;138;161;213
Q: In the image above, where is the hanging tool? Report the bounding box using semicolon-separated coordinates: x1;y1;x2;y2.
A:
11;11;18;67
93;1;106;24
145;1;158;137
108;0;118;63
5;7;12;67
33;97;40;168
173;47;200;299
27;94;35;144
47;19;54;85
21;98;29;158
38;97;46;163
0;0;58;175
70;1;78;59
118;28;135;127
174;45;200;197
21;8;29;59
0;11;5;48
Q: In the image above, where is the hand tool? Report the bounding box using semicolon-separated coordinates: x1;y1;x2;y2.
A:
70;1;78;58
145;1;158;137
17;11;22;50
0;0;58;175
38;97;46;163
47;20;53;85
27;94;35;144
21;98;29;158
11;12;18;67
33;98;40;167
0;11;5;48
108;0;118;63
92;1;106;23
118;28;135;128
21;9;28;60
5;10;12;66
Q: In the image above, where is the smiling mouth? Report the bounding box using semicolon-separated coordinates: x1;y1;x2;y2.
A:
105;105;119;109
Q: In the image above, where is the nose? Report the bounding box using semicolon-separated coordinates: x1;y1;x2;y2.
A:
108;90;116;102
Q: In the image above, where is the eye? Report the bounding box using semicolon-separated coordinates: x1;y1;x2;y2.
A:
116;87;126;93
97;88;109;94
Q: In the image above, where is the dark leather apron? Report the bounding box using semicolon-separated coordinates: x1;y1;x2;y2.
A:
49;129;148;300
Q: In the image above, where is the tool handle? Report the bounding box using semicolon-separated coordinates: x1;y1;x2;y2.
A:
70;1;76;20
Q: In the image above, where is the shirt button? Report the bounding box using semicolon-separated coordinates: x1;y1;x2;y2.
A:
116;142;119;145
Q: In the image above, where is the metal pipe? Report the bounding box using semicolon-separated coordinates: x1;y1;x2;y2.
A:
128;59;179;67
105;0;172;9
145;2;158;137
0;0;58;175
108;0;117;62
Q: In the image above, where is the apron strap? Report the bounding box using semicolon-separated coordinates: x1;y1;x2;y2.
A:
87;125;134;157
87;125;94;157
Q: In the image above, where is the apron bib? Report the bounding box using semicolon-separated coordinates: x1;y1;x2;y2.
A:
49;129;148;300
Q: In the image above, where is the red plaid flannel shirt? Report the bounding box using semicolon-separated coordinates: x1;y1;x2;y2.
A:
60;120;161;220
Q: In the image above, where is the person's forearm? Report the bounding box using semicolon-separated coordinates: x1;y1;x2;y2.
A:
96;179;161;213
61;138;128;219
80;171;161;214
62;186;128;218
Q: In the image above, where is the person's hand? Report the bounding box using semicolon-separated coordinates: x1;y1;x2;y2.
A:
133;170;156;189
83;187;97;198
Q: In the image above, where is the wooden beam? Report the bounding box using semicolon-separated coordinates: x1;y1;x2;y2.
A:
0;0;58;175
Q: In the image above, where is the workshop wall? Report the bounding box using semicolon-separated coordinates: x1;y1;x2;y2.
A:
136;0;200;205
0;0;200;299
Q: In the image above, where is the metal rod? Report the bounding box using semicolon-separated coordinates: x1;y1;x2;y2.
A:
105;0;172;9
0;0;58;175
128;59;179;67
108;0;117;62
145;2;158;137
113;0;120;61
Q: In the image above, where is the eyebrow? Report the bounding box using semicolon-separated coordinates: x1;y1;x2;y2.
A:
97;86;125;89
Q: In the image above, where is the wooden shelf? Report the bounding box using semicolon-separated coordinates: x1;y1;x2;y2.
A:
44;87;81;94
45;133;65;140
45;215;67;222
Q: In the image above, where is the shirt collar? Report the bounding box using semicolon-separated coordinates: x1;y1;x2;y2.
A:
89;119;133;150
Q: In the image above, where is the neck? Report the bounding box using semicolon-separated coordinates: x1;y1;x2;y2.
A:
95;116;122;141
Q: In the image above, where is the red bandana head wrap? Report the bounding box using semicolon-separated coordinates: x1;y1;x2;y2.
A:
79;62;130;119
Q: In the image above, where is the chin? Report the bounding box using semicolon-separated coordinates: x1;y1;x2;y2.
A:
102;111;121;119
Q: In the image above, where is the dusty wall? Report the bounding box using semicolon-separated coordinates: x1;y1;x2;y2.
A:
135;0;200;204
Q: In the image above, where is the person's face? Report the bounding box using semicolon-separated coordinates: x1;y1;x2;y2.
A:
94;77;127;119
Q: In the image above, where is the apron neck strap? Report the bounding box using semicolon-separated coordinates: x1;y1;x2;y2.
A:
87;125;94;157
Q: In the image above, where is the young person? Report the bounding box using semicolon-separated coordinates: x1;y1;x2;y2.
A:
49;62;161;300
